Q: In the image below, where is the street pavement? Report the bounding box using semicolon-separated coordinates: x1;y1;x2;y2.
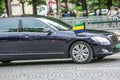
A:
0;53;120;80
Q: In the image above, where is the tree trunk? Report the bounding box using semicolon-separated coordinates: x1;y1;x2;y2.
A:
21;3;25;15
32;0;37;15
98;0;101;10
107;0;112;9
118;0;120;6
33;5;37;15
82;0;88;16
5;0;12;17
65;0;68;12
56;0;59;13
58;0;62;19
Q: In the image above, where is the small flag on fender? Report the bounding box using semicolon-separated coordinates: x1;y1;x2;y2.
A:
72;22;85;33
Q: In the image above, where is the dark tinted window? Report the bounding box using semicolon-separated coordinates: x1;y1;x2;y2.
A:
38;18;72;31
0;18;19;32
22;19;48;32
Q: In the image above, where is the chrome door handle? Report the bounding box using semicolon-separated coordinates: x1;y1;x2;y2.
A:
23;34;30;38
23;34;34;40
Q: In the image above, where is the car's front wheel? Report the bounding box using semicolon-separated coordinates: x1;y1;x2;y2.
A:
70;41;93;64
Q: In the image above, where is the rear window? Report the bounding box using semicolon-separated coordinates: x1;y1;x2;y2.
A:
0;18;19;32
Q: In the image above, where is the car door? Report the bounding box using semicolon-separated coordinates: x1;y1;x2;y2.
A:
0;18;21;54
19;18;66;59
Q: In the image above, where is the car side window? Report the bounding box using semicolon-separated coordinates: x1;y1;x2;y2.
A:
0;19;19;32
22;19;48;32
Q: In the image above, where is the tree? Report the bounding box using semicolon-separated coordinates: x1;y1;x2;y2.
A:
55;0;59;13
18;0;26;15
27;0;46;15
75;0;82;6
98;0;101;10
75;0;88;16
5;0;12;17
57;0;119;17
119;0;120;6
82;0;88;16
107;0;113;9
69;0;76;4
62;0;68;12
0;0;5;15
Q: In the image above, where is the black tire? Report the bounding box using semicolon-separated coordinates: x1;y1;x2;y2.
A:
70;41;93;64
1;60;12;64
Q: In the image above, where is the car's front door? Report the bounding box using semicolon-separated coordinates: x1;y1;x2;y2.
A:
20;18;66;58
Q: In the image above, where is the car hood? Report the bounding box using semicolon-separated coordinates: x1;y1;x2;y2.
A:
58;29;113;38
81;29;112;36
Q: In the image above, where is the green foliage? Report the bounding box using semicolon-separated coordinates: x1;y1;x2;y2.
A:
69;0;119;11
75;6;82;11
87;0;120;11
0;0;5;15
18;0;26;3
27;0;46;6
100;0;108;9
54;0;120;13
113;0;118;6
26;0;46;15
55;0;120;11
69;0;76;4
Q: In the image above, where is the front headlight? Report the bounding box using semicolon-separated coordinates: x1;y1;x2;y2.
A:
91;36;111;45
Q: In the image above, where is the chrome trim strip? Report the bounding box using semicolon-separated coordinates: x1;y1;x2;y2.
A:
0;52;64;55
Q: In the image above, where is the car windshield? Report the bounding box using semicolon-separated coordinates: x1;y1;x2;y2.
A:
38;17;72;31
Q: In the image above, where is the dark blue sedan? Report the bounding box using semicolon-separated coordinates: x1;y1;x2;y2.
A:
0;16;119;64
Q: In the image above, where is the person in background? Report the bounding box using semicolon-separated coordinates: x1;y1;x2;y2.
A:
107;6;116;27
47;7;54;17
71;9;77;17
62;11;69;18
115;7;120;19
76;10;80;19
94;10;97;16
107;6;116;20
98;9;102;16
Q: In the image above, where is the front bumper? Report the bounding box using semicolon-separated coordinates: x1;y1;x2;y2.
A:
93;43;120;57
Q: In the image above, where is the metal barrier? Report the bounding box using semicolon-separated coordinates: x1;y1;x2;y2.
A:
62;16;120;30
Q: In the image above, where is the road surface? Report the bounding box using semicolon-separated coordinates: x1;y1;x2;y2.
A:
0;53;120;80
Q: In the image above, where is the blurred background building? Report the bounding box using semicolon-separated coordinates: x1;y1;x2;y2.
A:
11;0;33;16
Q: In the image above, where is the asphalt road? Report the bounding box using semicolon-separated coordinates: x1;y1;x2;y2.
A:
1;53;120;80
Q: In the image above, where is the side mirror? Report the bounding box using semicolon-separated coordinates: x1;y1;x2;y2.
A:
43;28;53;35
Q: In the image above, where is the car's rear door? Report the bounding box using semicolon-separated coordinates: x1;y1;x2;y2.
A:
0;18;21;55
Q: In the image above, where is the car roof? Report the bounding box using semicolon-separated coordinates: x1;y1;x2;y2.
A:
0;15;60;22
